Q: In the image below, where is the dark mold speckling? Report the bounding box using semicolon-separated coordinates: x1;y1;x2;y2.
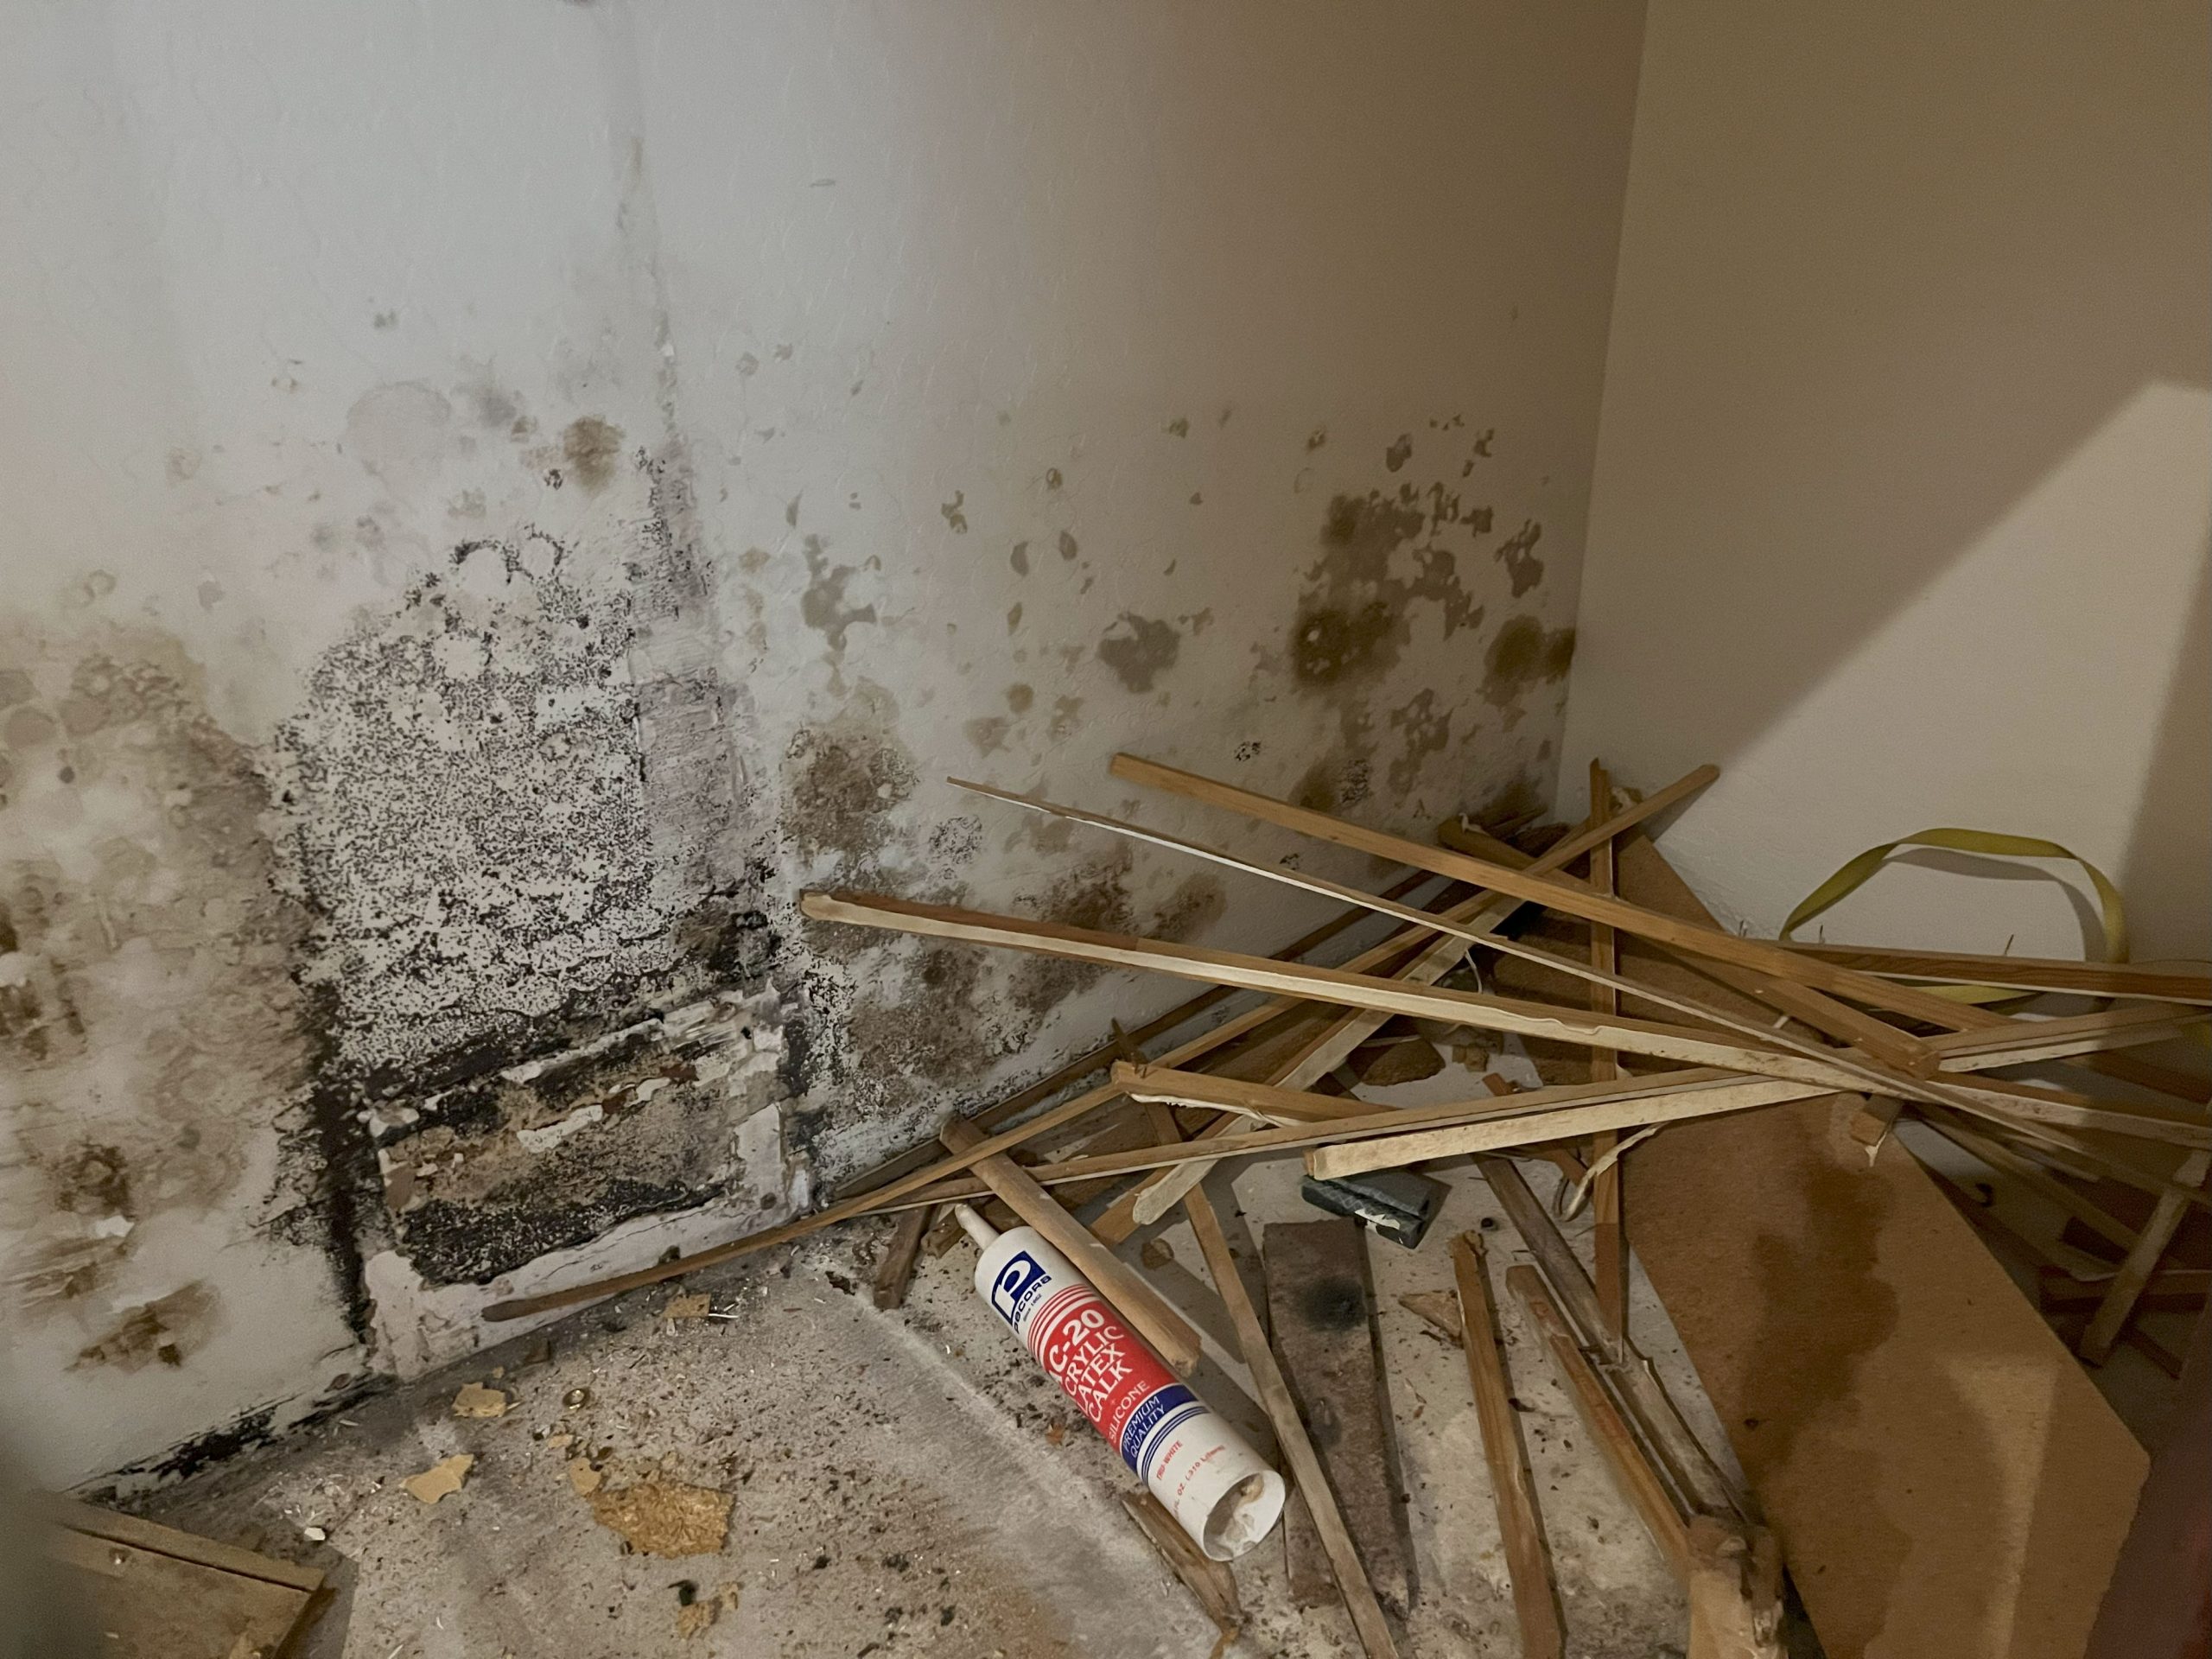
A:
783;685;918;863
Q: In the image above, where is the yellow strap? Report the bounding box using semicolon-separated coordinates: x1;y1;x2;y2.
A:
1782;827;2129;963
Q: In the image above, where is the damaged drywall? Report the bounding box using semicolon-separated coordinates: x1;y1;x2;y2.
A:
0;0;1641;1485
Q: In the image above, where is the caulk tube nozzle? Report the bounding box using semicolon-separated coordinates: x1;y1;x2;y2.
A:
951;1202;1001;1249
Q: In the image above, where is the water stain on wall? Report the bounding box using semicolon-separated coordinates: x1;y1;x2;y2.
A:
1479;614;1576;730
1096;613;1182;693
561;417;626;493
1493;519;1545;597
0;624;325;1343
1289;491;1486;690
799;535;879;656
1386;690;1454;797
783;683;918;864
72;1281;219;1372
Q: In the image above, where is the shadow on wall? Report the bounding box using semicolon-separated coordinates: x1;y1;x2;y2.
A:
1567;2;2211;957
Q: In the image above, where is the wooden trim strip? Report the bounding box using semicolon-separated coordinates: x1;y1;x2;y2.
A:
1109;752;1942;1076
1783;944;2212;1007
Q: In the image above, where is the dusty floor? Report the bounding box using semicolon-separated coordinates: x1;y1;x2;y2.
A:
130;1052;1740;1659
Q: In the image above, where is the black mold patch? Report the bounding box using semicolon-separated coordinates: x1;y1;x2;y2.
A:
1386;690;1453;798
1493;519;1545;598
1299;1274;1367;1332
104;1402;281;1492
783;687;918;864
1288;491;1487;691
1479;615;1576;730
1095;613;1181;694
0;627;335;1319
799;536;878;656
1007;847;1137;1020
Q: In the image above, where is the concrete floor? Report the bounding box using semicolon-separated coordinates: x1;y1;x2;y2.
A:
131;1056;1726;1659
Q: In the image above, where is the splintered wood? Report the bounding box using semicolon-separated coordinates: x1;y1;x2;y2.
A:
487;746;2202;1658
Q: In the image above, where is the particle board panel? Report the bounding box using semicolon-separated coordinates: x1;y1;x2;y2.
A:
1612;830;2148;1659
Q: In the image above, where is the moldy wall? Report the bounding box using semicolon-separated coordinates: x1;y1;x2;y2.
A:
0;0;1645;1487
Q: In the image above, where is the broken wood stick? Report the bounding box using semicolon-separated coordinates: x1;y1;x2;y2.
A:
1586;760;1628;1350
799;890;2212;1147
1183;1182;1402;1659
1451;1233;1565;1657
1480;1155;1749;1523
1686;1516;1786;1659
939;1115;1205;1376
872;1205;932;1311
1918;1112;2142;1254
2079;1149;2212;1364
1109;752;1945;1076
1104;762;1726;1232
1305;1075;1815;1179
1507;1263;1688;1581
1122;1489;1243;1640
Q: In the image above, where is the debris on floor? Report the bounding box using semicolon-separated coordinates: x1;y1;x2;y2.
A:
587;1476;734;1558
400;1454;474;1506
450;1382;511;1420
115;753;2206;1658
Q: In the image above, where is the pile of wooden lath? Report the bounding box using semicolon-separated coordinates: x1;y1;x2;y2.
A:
487;754;2209;1659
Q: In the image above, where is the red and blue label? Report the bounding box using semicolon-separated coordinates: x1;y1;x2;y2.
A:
988;1249;1203;1474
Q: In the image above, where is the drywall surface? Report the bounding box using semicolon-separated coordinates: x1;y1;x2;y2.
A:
0;0;1644;1484
1560;0;2212;963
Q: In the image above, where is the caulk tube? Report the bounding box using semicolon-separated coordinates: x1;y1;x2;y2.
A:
956;1205;1284;1560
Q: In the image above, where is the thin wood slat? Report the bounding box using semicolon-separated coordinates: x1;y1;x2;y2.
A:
1452;1232;1566;1657
1104;762;1726;1232
1782;944;2212;1007
1109;752;1943;1076
1507;1263;1689;1580
2080;1150;2212;1364
871;1205;931;1310
938;1115;1204;1376
1586;759;1628;1349
798;890;2212;1148
838;871;1442;1198
1122;1490;1243;1637
1481;1156;1748;1522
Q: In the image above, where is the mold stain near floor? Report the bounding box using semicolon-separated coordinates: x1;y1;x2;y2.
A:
0;623;329;1358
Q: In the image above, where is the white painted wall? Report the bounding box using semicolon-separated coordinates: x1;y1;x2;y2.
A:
1;1;1644;1484
1561;0;2211;965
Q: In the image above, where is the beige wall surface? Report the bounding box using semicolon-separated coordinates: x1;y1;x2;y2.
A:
1561;1;2210;966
